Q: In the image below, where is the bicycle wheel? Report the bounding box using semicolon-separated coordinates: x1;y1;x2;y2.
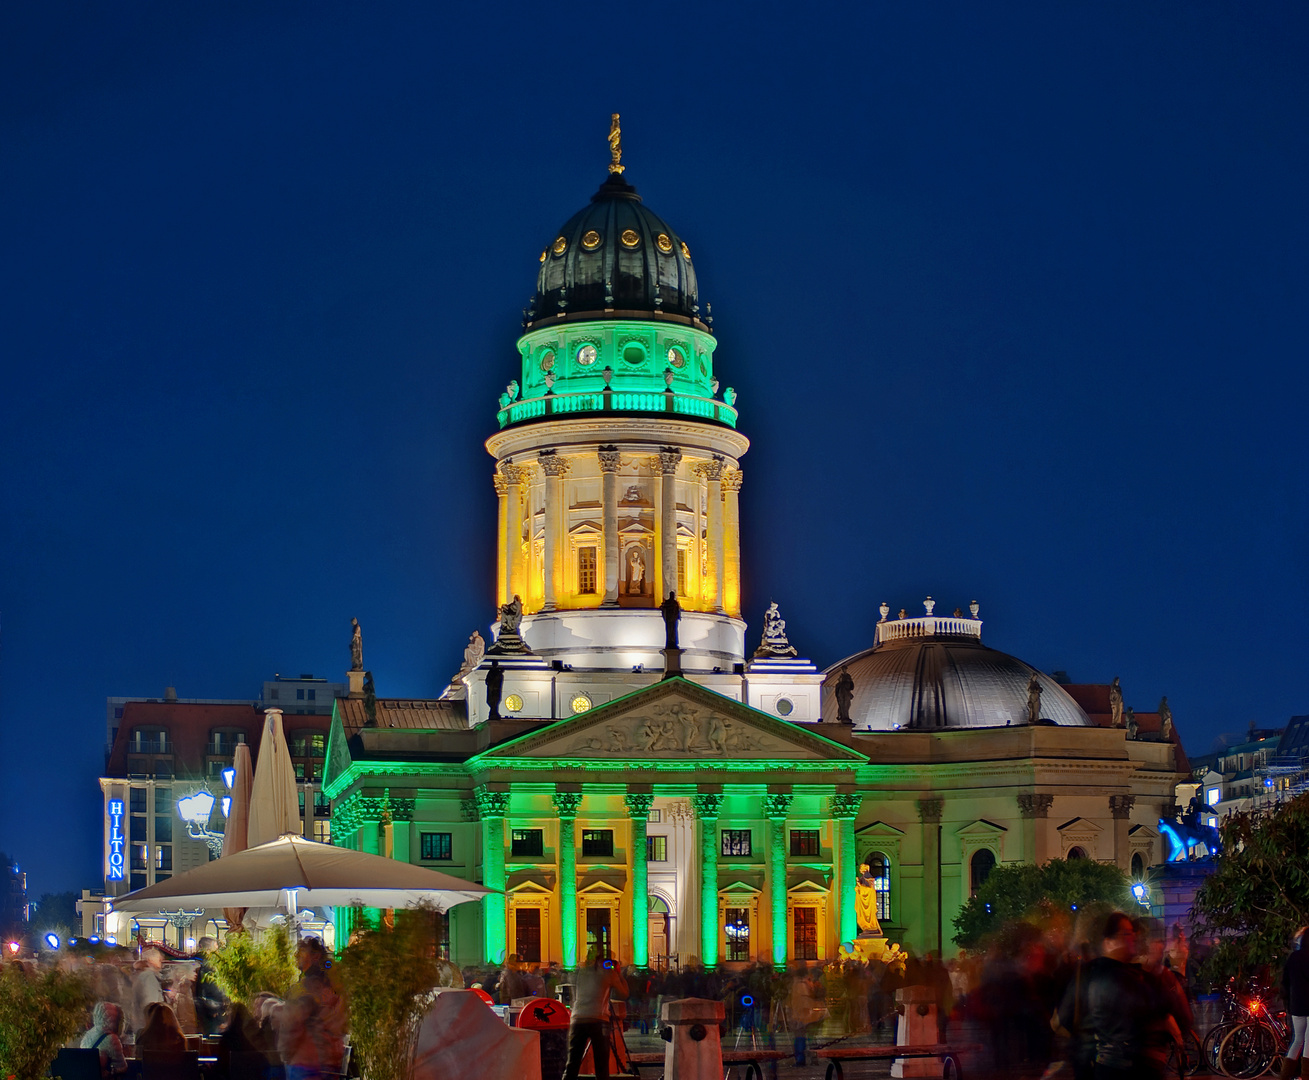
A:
1205;1022;1240;1074
1219;1021;1277;1079
1182;1028;1204;1076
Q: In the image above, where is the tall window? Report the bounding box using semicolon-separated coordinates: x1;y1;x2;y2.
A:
790;829;821;857
721;829;752;856
865;852;891;921
421;833;452;861
313;819;331;844
676;548;687;597
647;835;668;862
512;829;544;856
578;547;597;594
793;907;818;960
515;907;542;963
581;829;613;857
970;848;996;896
725;907;750;961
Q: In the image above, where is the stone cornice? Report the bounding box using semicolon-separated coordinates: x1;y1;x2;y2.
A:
486;417;749;463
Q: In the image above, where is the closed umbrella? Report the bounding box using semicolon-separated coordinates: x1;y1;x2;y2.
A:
112;834;492;913
222;741;254;930
246;708;301;846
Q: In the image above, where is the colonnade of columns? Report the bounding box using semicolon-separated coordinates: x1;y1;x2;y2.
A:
493;448;744;616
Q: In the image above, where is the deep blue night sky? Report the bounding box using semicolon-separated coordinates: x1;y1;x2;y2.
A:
3;3;1307;895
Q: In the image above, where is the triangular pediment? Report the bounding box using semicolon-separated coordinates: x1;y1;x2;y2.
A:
957;818;1008;836
855;820;905;838
1057;817;1103;833
472;678;867;765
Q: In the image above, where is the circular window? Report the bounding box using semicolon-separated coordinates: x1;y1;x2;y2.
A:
680;241;691;259
656;233;673;254
776;698;794;717
667;347;686;369
570;693;593;715
620;229;640;248
503;694;524;714
582;230;602;250
622;344;645;365
576;344;598;367
539;351;556;373
552;236;568;256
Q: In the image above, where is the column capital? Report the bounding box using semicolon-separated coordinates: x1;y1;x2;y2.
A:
598;445;622;472
722;468;743;493
917;796;944;824
693;456;726;481
831;792;863;820
624;792;655;818
763;792;794;820
551;790;583;819
657;447;682;474
1109;794;1136;820
691;792;724;819
502;464;533;486
538;452;571;477
474;785;510;818
493;471;508;496
1017;793;1054;819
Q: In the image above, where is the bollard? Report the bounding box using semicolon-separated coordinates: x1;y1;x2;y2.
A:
891;985;938;1078
661;997;724;1080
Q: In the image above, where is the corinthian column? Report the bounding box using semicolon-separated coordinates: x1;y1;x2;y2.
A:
475;786;510;963
831;792;863;949
723;468;743;618
625;790;655;967
494;470;509;606
539;452;570;611
918;796;944;955
658;448;682;603
764;790;793;969
553;790;582;968
503;465;531;604
697;457;726;613
598;447;621;607
691;791;724;967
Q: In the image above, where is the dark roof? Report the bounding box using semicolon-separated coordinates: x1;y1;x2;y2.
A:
528;173;701;327
336;696;467;737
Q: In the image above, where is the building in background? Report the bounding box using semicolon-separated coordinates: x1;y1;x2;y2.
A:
262;674;346;716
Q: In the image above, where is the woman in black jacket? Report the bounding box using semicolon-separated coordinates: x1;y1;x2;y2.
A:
1282;927;1309;1079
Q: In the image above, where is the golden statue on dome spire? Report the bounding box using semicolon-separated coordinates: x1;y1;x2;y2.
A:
608;113;624;174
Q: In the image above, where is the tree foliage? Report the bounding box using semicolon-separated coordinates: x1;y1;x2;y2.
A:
28;892;78;938
0;964;92;1080
1192;796;1309;985
209;923;298;1006
336;908;445;1080
953;858;1133;948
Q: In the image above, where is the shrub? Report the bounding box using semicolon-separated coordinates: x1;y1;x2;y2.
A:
0;964;93;1080
208;923;298;1006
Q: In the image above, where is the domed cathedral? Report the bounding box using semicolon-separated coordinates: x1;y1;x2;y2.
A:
323;119;1188;971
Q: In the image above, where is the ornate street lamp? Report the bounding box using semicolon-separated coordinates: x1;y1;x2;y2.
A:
177;790;224;857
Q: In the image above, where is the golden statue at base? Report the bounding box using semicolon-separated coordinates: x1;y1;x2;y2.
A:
608;113;624;174
855;863;883;936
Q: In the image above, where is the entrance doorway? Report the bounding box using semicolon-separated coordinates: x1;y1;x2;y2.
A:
648;896;672;967
586;907;612;959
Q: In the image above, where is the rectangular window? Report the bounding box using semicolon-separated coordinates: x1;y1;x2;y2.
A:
297;689;305;700
677;548;687;598
310;733;325;757
581;829;614;857
578;546;597;594
586;907;611;956
314;791;330;816
794;907;818;960
295;762;306;780
130;873;147;892
721;829;752;856
726;906;750;962
154;787;173;813
155;845;172;871
307;689;316;701
154;815;172;844
647;835;668;862
154;759;173;778
130;788;147;815
131;843;148;871
790;829;821;857
270;688;279;700
515;907;542;963
512;829;544;857
313;819;331;844
648;809;662;823
421;833;453;861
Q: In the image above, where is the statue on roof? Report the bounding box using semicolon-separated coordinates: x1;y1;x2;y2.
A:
362;671;377;727
488;595;530;655
608;113;624;175
486;660;505;721
754;601;798;658
1109;676;1124;728
463;630;486;673
660;591;682;651
1159;696;1174;741
350;618;363;672
1026;673;1043;725
1125;705;1139;740
834;666;855;724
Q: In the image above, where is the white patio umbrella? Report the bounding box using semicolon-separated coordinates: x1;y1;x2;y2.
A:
246;708;301;846
222;741;255;930
112;834;492;915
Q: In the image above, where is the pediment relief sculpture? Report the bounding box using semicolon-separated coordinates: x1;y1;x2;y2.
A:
566;701;787;758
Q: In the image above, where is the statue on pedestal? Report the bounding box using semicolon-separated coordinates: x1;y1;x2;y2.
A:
488;595;531;655
660;591;681;651
1159;696;1174;741
1125;706;1139;740
350;618;363;672
834;666;855;724
1109;676;1124;728
362;671;377;727
1026;673;1043;725
754;601;798;658
854;864;884;937
486;661;505;721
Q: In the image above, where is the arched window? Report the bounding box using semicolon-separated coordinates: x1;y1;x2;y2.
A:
1067;846;1087;860
970;848;996;895
863;851;892;921
1131;852;1145;878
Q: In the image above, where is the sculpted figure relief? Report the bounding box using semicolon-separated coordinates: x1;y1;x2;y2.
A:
569;707;779;757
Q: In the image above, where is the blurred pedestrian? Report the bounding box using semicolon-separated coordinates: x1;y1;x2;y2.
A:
80;1001;128;1078
1281;926;1309;1080
136;1001;186;1056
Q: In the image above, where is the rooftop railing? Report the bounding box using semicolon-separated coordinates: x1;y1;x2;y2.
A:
498;388;738;430
875;615;983;646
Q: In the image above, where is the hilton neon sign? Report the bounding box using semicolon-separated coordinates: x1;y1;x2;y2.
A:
107;799;125;881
